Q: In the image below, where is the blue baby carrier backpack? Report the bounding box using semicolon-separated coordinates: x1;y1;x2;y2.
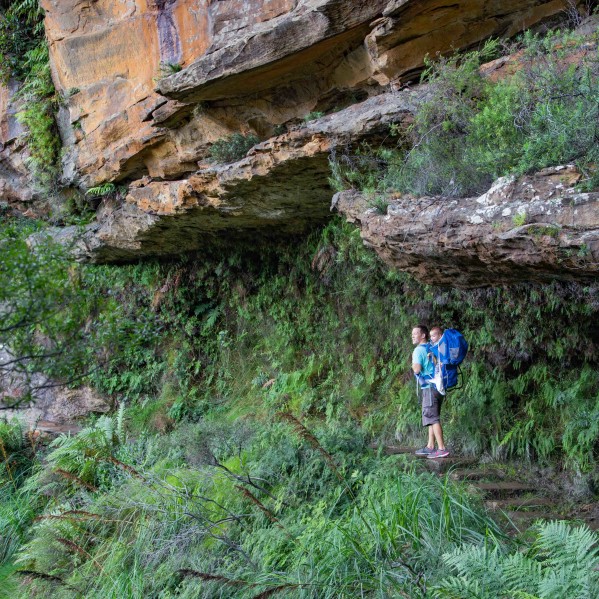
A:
427;329;468;393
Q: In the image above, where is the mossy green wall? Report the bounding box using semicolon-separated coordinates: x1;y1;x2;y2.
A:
82;219;599;472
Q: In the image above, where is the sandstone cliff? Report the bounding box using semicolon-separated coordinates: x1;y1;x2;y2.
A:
39;0;565;189
2;0;597;287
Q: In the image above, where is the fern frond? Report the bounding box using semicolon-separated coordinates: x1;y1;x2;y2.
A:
536;521;599;572
442;545;503;581
86;183;116;197
440;545;506;597
432;575;486;598
502;551;541;595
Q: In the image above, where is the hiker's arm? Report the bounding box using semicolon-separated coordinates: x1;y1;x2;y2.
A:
412;362;422;374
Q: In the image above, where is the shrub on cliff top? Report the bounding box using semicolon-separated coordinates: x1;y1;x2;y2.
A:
468;29;599;187
331;29;599;197
209;133;260;163
398;30;599;195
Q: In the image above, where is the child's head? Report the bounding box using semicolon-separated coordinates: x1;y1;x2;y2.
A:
430;327;443;344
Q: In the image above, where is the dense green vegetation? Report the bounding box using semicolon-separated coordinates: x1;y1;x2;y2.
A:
0;0;44;82
4;214;598;468
1;214;598;596
209;133;261;163
0;218;146;405
330;30;599;198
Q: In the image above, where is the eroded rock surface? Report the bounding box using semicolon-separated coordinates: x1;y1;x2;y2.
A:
64;91;422;261
40;0;565;189
1;349;111;429
0;79;35;210
366;0;567;85
333;166;599;287
41;0;301;187
157;0;388;103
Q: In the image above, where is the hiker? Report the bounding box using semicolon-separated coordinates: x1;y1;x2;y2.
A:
411;324;449;459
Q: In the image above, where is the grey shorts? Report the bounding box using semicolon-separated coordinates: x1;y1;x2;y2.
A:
419;387;443;427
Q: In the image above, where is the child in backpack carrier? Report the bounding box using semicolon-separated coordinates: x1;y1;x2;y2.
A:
428;327;468;392
430;327;443;345
427;327;445;394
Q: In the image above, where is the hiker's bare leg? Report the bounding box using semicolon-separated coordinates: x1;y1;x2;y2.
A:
432;423;445;450
427;425;435;448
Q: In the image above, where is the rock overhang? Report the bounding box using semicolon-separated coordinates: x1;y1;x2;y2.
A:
9;0;597;289
62;92;419;262
333;166;599;287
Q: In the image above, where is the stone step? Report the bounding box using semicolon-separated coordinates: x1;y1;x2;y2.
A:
505;510;559;522
504;510;599;532
450;468;506;481
35;420;82;438
566;505;599;530
422;457;478;473
582;516;599;531
485;497;556;511
373;444;478;462
473;481;536;498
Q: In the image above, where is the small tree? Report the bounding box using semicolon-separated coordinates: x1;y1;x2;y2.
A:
0;220;107;408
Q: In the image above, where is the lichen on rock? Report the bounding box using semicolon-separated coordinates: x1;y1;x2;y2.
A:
333;166;599;287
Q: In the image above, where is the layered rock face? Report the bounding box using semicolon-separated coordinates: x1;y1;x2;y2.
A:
40;0;565;187
333;166;599;287
68;91;422;261
5;0;597;287
0;80;35;210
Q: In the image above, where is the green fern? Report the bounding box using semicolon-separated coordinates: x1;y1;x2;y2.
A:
86;182;116;197
0;0;45;81
434;521;599;599
34;416;121;490
439;545;506;597
0;562;20;599
432;576;485;598
0;0;62;191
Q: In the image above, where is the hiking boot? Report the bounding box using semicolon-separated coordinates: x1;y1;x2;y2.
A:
427;449;450;459
414;446;435;456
